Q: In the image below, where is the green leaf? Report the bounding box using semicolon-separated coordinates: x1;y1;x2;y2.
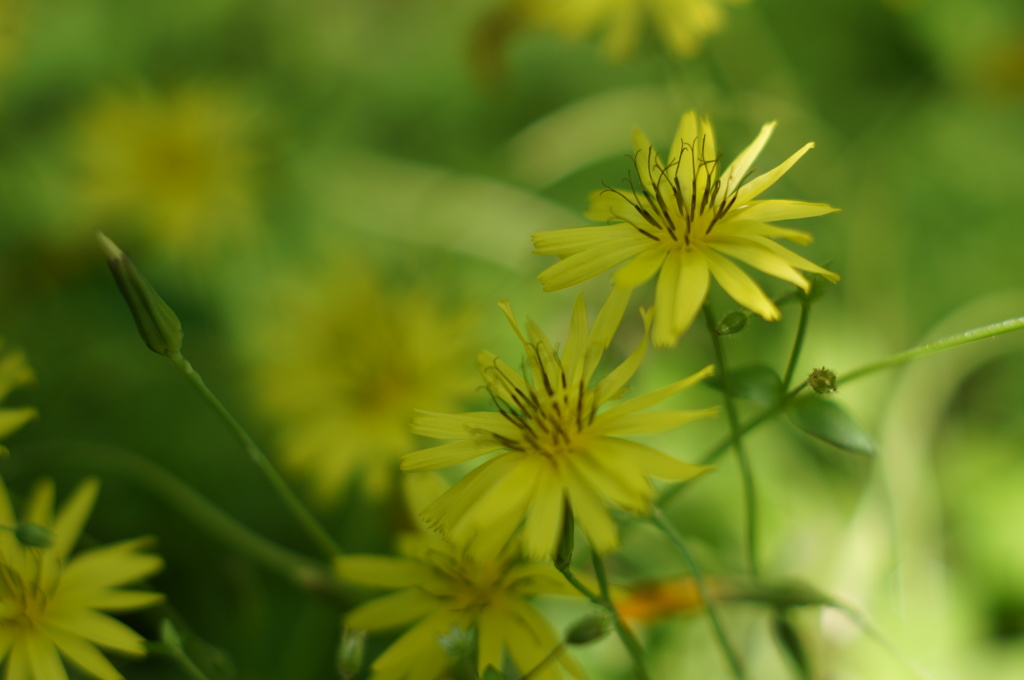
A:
705;365;783;406
773;615;813;680
786;396;875;456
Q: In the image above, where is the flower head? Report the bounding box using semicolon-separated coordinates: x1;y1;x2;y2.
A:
402;296;716;560
248;266;480;503
74;85;259;258
336;476;584;680
0;340;36;456
533;111;839;347
0;476;164;680
519;0;746;59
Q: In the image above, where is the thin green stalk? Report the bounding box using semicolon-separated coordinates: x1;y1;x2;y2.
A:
591;553;649;680
660;313;1024;509
555;560;649;680
31;440;337;595
838;315;1024;385
703;304;760;578
782;300;811;389
651;509;745;680
520;644;564;680
169;352;342;559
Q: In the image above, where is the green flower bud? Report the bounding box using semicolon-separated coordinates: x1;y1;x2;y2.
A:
336;628;366;679
15;522;52;548
807;367;837;395
715;311;748;336
98;232;183;358
566;614;611;645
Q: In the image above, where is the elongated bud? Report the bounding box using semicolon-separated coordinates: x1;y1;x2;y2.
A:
15;522;52;548
98;233;183;358
566;614;611;645
555;501;574;571
807;367;837;395
715;311;747;336
336;628;366;679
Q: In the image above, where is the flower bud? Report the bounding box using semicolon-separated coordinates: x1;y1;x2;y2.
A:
336;628;366;679
98;232;183;358
566;614;611;645
715;311;747;336
15;522;53;548
807;367;837;395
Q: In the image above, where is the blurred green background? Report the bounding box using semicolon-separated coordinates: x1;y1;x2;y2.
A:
2;0;1023;678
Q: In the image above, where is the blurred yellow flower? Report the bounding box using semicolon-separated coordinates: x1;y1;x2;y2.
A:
336;526;583;680
0;340;36;455
533;111;839;347
519;0;746;59
402;296;716;560
74;85;259;257
0;477;164;680
250;267;480;503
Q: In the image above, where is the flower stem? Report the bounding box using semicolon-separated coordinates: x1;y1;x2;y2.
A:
703;304;760;578
838;315;1024;385
555;558;649;680
31;440;338;596
660;314;1024;509
168;352;343;559
782;299;811;389
651;509;745;680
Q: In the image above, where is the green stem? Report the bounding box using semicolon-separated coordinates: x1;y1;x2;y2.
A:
838;315;1024;385
169;352;342;559
520;644;564;680
703;304;760;578
555;559;649;680
650;509;745;680
661;313;1024;509
32;440;338;595
782;300;811;389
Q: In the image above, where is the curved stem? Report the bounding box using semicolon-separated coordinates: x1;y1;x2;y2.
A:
703;304;760;577
838;315;1024;385
782;300;811;389
651;509;745;680
169;352;343;559
29;440;339;596
555;558;649;680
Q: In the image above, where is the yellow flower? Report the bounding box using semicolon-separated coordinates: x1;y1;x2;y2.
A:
519;0;746;59
248;266;480;503
74;85;259;258
402;296;716;560
0;477;164;680
533;111;839;347
0;340;36;456
336;529;584;680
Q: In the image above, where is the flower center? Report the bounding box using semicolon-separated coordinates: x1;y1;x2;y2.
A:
427;545;507;612
0;563;49;628
483;348;594;460
606;139;747;248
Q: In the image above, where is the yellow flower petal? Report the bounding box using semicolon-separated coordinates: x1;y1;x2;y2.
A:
668;247;711;345
714;219;814;245
45;610;146;656
612;246;666;289
52;478;100;560
708;239;811;291
24;634;69;680
563;467;619;553
521;468;565;560
735;142;814;204
704;248;780;320
42;627;123;680
533;223;637;251
599;365;715;420
538;239;651;291
0;407;37;440
345;588;438;631
721;121;775;191
593;407;719;436
652;249;682;347
598;438;712;481
735;199;838;223
333;555;430;589
401;439;503;472
411;411;516;441
58;539;163;594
